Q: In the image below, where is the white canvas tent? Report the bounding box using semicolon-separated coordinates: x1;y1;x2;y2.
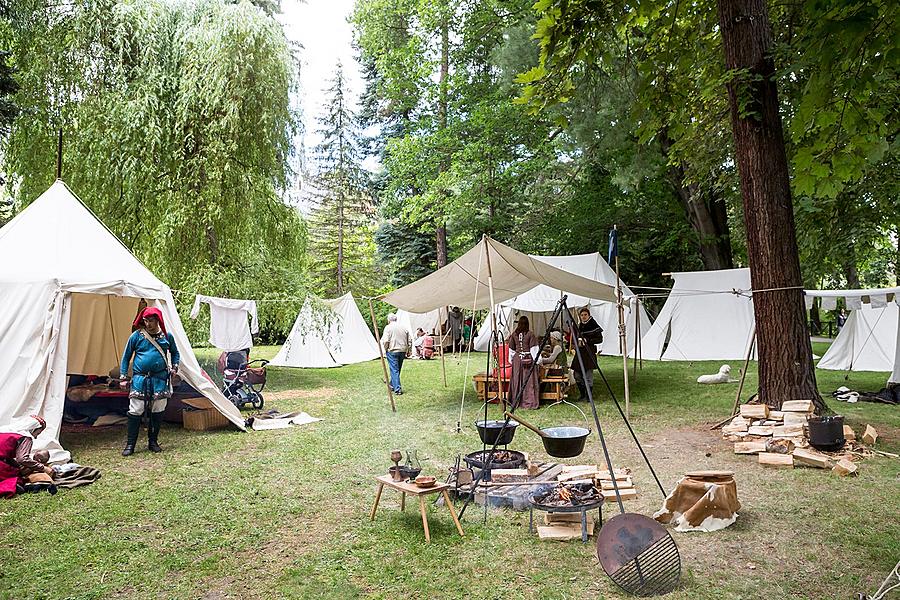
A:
808;287;900;378
269;293;380;368
640;268;757;361
472;252;651;355
396;309;443;339
381;236;619;313
0;181;245;462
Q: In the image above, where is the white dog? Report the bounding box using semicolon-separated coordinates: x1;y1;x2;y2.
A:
697;364;733;384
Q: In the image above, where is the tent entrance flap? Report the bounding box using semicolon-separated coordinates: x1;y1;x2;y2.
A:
66;293;142;376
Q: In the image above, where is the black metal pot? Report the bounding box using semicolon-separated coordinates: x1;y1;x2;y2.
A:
808;415;845;451
540;426;591;458
475;420;518;446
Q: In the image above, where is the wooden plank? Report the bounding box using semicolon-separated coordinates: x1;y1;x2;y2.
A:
600;477;633;489
758;452;793;468
832;458;857;476
490;469;529;483
792;448;833;469
734;441;767;454
862;425;878;445
545;512;593;525
740;404;769;419
537;522;592;541
781;400;814;413
748;426;774;436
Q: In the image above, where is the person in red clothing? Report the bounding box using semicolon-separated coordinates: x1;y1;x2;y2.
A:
0;415;54;498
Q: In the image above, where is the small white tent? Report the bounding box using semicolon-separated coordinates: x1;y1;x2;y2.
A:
270;293;380;368
0;181;245;462
808;287;900;377
472;252;650;355
640;268;756;361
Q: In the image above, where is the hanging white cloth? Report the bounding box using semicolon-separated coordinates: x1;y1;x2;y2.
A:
190;295;259;351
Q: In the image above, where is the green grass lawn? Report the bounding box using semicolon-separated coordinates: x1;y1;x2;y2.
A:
2;346;898;599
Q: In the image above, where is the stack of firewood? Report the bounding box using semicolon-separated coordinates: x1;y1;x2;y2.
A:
723;401;886;475
556;464;639;502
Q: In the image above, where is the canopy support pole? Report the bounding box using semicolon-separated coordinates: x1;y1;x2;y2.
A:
440;306;448;387
613;226;632;420
483;236;504;412
368;298;395;413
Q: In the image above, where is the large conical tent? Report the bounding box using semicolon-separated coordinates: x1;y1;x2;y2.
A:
640;268;757;361
472;252;651;355
270;293;380;368
808;287;900;378
0;181;246;462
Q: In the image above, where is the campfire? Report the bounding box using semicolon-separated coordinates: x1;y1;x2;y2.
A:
532;481;602;508
464;449;526;471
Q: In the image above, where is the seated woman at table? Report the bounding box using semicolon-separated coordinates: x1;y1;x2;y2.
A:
538;331;567;373
507;316;540;410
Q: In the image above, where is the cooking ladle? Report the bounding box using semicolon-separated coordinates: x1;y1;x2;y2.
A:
504;411;548;438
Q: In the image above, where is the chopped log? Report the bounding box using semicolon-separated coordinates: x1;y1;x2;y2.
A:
600;477;633;490
748;426;774;436
832;458;857;476
772;424;804;438
527;463;541;478
765;438;795;454
491;469;528;483
545;512;594;526
862;425;878;446
843;424;856;441
740;404;769;419
596;469;631;481
782;413;808;427
781;400;814;413
762;420;781;426
769;410;784;421
792;448;833;469
537;524;588;541
723;419;749;433
734;441;767;454
602;488;638;502
758;452;793;468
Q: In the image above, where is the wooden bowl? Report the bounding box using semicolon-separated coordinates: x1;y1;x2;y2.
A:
414;475;436;488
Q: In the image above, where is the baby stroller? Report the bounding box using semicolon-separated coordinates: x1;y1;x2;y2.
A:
217;349;268;410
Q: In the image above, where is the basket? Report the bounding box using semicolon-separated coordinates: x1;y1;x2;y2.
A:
245;367;267;385
183;408;230;431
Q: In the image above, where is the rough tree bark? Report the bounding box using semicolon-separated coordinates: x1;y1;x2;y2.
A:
717;0;826;412
435;13;450;268
660;131;734;270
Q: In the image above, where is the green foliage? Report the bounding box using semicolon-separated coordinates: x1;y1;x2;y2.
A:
1;0;306;342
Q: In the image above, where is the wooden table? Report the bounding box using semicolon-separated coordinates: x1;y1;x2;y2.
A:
540;373;568;403
370;475;465;542
472;372;509;404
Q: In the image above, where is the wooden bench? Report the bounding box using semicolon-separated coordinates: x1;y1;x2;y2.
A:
472;370;569;405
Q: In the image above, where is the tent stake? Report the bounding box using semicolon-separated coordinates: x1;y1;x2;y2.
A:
368;298;396;413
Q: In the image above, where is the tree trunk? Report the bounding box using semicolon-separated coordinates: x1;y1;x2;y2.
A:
435;13;450;269
717;0;825;412
841;257;860;289
659;131;734;270
337;192;344;295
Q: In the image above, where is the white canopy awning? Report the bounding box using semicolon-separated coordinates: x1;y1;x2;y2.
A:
380;236;619;313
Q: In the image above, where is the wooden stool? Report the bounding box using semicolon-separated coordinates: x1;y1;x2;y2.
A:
370;475;465;542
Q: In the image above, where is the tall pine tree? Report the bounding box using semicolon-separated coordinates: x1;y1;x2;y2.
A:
306;64;377;297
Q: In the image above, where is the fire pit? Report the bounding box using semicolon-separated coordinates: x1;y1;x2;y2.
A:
528;482;605;543
463;449;526;471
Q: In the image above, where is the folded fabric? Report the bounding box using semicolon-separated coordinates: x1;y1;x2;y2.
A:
52;466;102;489
250;412;322;430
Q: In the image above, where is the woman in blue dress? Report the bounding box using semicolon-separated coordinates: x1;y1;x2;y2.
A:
119;307;180;456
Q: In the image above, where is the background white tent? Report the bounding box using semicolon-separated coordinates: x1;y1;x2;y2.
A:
808;287;900;379
396;309;443;340
0;181;245;462
472;252;650;355
640;268;757;361
270;293;380;368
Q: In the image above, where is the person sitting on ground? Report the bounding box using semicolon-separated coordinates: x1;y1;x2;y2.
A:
0;415;54;498
381;313;411;395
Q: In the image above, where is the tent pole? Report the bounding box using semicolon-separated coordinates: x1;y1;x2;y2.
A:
439;306;448;387
723;324;756;425
631;296;640;379
368;298;396;413
613;226;632;421
483;236;504;411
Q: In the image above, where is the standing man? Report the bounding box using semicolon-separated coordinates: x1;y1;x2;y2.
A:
119;307;180;456
381;313;411;395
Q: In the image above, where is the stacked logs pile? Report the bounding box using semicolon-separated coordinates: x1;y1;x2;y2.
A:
722;400;886;475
